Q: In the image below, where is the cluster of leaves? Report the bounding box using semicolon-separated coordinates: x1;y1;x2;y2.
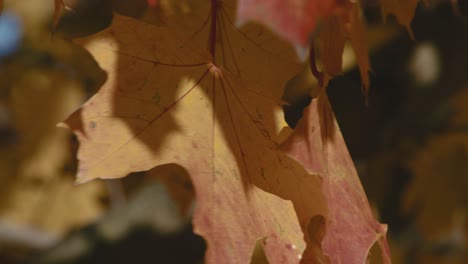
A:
50;0;426;263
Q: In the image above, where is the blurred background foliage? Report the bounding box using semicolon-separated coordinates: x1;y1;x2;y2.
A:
0;0;466;263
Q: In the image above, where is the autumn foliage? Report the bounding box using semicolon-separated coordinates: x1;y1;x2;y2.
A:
47;0;431;263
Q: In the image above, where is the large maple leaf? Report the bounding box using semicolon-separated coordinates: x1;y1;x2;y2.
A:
280;99;391;263
62;2;327;263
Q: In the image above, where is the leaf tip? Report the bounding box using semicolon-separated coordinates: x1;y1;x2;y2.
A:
294;44;309;62
56;122;69;129
74;175;91;185
74;167;93;185
234;17;247;29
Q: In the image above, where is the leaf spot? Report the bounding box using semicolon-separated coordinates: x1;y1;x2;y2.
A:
285;243;296;250
152;91;161;104
90;121;97;129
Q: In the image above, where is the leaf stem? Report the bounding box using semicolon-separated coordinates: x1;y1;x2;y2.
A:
209;0;218;60
309;44;324;88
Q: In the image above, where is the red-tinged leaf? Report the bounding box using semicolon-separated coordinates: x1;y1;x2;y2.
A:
61;2;338;262
381;0;420;39
280;99;391;263
236;0;348;52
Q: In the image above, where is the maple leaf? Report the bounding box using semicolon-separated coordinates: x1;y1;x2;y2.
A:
60;1;335;262
236;0;348;52
280;99;391;263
